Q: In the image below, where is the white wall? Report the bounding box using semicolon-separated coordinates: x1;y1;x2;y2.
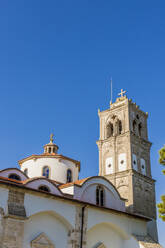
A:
118;153;127;171
74;177;125;211
0;187;8;214
87;208;146;248
21;157;79;183
140;158;146;175
105;157;114;174
132;154;138;171
87;208;147;239
87;224;140;248
25;179;62;195
124;236;140;248
24;193;76;228
23;212;68;248
61;186;74;195
0;169;27;181
87;223;123;248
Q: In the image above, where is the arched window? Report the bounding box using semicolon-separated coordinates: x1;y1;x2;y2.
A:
119;120;122;134
24;168;28;176
106;122;113;138
8;174;21;181
100;188;104;206
38;185;50;192
133;120;137;132
96;186;104;207
48;147;51;154
42;166;50;178
67;169;72;183
96;186;100;205
138;123;142;137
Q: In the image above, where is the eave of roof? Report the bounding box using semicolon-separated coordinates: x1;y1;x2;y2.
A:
0;168;29;179
59;176;126;201
59;178;89;189
18;153;81;171
0;176;151;222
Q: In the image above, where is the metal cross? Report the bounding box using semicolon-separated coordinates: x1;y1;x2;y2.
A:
50;133;54;143
118;89;126;98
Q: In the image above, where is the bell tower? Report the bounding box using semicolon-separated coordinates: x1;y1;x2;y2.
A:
96;89;158;240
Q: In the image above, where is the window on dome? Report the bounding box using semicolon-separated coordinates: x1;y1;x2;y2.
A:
67;169;72;183
42;166;50;178
48;147;51;153
38;185;50;192
96;186;104;207
8;174;21;181
24;168;28;176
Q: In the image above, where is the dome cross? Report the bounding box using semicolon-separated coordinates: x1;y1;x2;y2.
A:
50;133;54;143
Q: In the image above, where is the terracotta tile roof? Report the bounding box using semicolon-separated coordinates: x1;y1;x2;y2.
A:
59;177;89;189
0;175;63;187
22;177;63;187
0;176;23;184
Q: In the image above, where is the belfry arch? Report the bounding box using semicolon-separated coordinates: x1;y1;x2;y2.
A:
106;122;113;138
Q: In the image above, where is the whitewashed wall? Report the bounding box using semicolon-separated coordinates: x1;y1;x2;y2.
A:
23;212;68;248
87;208;147;248
21;157;79;183
74;177;125;211
0;169;27;180
24;193;76;228
25;179;62;195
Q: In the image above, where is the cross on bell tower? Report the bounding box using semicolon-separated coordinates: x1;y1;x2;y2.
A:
118;89;126;98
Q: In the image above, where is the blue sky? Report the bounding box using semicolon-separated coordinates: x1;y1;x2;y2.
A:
0;0;165;245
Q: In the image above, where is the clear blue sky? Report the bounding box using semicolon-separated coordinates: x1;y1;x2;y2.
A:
0;0;164;245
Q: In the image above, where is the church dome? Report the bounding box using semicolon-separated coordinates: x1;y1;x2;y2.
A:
18;134;80;184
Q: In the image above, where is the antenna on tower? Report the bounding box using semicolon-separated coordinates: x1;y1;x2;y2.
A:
110;77;113;105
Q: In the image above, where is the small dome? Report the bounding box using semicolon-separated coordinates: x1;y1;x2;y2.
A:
43;134;59;154
19;134;80;184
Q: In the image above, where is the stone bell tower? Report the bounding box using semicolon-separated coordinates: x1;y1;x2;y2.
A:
96;89;158;240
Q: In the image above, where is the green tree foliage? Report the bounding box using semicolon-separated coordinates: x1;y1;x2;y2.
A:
159;146;165;174
157;146;165;221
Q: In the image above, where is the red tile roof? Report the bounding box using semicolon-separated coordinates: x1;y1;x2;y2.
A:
59;178;89;189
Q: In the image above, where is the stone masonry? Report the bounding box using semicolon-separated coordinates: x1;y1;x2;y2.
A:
0;188;26;248
96;93;157;240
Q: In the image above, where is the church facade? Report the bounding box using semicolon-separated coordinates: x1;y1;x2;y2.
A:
0;91;163;248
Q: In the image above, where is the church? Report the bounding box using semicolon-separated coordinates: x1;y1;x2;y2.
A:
0;90;163;248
